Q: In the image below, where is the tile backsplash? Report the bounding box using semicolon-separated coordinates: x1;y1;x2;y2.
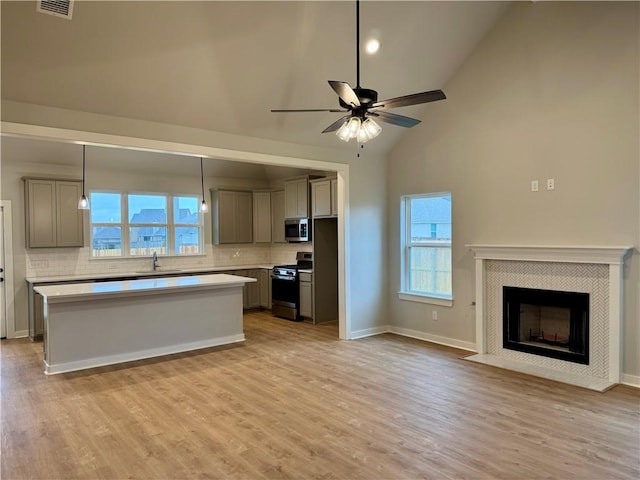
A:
26;242;313;278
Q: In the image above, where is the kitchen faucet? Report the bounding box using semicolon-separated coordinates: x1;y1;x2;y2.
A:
152;252;159;271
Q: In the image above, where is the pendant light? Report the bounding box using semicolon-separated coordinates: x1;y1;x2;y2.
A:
199;157;208;213
77;144;90;210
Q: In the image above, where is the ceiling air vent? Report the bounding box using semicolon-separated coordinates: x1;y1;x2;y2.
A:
36;0;74;20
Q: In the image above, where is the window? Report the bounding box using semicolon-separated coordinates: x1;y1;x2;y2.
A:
90;192;204;258
400;193;452;304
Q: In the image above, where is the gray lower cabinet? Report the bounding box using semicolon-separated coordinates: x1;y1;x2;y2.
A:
34;291;44;341
299;271;313;319
211;189;253;244
259;269;271;308
24;178;84;248
233;269;266;310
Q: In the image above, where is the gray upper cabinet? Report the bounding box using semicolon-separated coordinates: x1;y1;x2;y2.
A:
311;178;338;218
284;177;309;219
24;178;84;248
211;189;253;244
271;190;285;243
253;191;272;243
331;178;338;216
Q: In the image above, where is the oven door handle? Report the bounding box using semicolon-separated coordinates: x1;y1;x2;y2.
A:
271;274;297;282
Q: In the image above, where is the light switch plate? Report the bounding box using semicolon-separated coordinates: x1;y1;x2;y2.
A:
531;180;539;192
547;178;555;190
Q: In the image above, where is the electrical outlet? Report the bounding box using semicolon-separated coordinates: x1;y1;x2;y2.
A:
432;310;438;321
547;178;555;190
531;180;539;192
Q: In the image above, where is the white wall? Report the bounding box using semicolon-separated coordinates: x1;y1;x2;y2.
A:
388;2;639;377
1;103;389;337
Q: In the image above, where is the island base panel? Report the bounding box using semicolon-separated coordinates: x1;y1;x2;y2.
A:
44;286;245;374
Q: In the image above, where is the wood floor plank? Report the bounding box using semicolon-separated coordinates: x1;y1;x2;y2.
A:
2;310;638;479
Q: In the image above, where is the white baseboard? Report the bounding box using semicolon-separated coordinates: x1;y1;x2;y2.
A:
622;374;640;388
12;330;28;339
44;334;246;375
388;326;477;352
350;324;476;352
350;325;390;339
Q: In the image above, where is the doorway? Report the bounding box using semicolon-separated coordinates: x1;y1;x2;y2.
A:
0;201;16;339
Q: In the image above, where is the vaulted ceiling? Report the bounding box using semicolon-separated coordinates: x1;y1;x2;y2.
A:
1;1;510;156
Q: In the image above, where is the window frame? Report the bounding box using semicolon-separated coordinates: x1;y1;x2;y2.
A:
89;190;205;259
399;192;453;307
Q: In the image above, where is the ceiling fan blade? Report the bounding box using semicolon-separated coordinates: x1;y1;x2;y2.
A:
322;115;351;133
369;111;421;128
371;89;446;109
328;81;361;107
271;108;347;113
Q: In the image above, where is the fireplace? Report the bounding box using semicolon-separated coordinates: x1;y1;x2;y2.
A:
503;287;589;365
465;245;631;391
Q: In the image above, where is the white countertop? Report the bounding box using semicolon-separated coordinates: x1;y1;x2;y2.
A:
26;264;276;284
34;273;256;303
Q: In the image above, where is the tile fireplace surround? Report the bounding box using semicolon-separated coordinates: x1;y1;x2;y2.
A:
465;245;633;391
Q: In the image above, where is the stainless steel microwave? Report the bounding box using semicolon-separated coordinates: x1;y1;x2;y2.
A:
285;218;310;242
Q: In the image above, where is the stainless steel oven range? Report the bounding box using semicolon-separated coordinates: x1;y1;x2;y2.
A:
271;252;312;321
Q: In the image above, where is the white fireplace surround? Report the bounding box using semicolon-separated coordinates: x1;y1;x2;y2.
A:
466;245;633;391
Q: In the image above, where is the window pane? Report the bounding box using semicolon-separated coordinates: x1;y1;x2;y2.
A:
173;197;199;224
90;193;121;223
91;226;122;257
410;195;451;243
175;227;201;255
409;246;452;296
129;227;167;256
128;194;167;223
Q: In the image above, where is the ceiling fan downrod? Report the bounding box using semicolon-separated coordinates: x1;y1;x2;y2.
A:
356;0;360;89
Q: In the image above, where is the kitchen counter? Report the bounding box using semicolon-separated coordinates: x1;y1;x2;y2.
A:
36;273;254;375
34;273;255;303
26;264;275;284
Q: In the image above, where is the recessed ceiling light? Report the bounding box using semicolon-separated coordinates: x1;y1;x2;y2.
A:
365;39;380;55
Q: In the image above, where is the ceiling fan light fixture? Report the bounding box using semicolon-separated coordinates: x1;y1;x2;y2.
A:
346;116;361;138
357;118;382;143
336;116;362;142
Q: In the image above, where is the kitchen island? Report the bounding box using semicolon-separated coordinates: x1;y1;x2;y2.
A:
26;264;274;341
34;274;255;375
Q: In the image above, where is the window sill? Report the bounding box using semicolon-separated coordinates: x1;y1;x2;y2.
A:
398;292;453;307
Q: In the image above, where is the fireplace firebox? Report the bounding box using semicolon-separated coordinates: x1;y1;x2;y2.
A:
503;287;589;365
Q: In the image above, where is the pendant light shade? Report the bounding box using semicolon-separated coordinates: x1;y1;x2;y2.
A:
78;144;90;210
199;157;208;213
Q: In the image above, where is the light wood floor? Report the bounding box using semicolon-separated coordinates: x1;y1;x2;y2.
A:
2;311;638;480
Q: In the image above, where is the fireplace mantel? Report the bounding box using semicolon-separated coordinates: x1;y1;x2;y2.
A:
466;245;632;264
466;244;633;391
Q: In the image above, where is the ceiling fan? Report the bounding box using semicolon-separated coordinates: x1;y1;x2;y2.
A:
271;0;446;144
